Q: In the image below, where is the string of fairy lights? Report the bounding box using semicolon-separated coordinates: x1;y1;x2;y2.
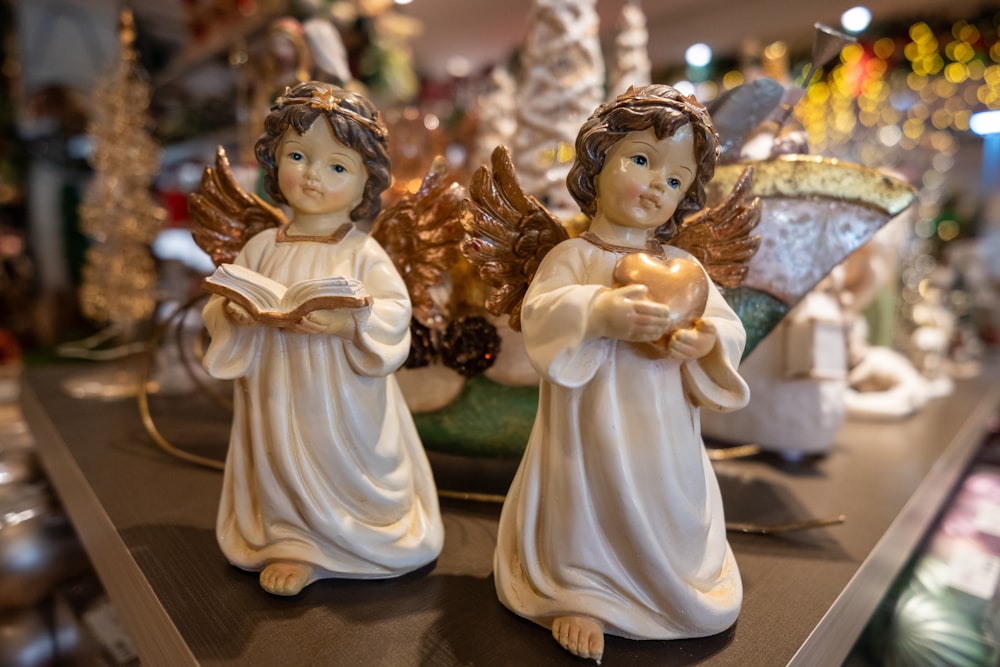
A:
787;15;1000;358
796;18;1000;161
671;12;1000;359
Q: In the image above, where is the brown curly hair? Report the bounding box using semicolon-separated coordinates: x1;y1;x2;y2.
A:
566;84;720;240
254;81;391;224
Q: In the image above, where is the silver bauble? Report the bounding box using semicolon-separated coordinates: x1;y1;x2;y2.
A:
0;484;87;610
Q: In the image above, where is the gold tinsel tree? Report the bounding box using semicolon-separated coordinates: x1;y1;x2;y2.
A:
77;9;165;330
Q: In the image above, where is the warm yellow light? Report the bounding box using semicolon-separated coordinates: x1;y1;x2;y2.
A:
862;79;887;100
873;37;895;59
956;22;980;44
910;22;933;43
937;219;960;241
903;117;925;139
763;41;787;60
808;81;831;104
834;112;856;133
934;78;957;97
881;107;901;124
953;42;975;63
919;84;938;103
722;70;744;90
931;109;952;129
978;85;998;106
929;131;956;153
841;43;864;64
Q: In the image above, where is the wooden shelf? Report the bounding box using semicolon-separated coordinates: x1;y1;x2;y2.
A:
20;361;1000;667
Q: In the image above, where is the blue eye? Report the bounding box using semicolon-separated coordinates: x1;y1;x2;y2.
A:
631;155;647;167
668;177;682;189
289;152;303;161
331;164;346;173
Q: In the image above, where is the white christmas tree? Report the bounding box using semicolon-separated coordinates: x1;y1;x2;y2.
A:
606;0;651;101
472;66;518;169
511;0;604;219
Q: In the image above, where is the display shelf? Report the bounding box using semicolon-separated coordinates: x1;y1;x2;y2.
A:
20;361;1000;667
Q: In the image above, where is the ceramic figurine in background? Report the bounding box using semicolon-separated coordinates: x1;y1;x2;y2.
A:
190;82;443;596
700;269;850;459
462;85;761;662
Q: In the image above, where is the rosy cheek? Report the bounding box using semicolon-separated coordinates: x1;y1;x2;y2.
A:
278;171;296;194
622;182;645;203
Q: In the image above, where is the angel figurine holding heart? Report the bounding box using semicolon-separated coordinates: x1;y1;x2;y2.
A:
461;84;761;662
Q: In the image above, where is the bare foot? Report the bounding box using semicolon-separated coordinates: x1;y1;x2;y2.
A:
259;561;314;596
552;615;604;663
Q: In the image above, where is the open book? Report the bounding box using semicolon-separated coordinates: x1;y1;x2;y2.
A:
204;263;372;326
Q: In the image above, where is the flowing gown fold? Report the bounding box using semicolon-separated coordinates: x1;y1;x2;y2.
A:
203;227;443;582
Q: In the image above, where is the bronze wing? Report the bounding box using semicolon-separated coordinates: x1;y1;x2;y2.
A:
459;145;568;331
188;146;287;266
371;156;466;324
665;165;761;288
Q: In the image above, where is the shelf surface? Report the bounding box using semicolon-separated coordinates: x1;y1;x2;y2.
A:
20;361;1000;667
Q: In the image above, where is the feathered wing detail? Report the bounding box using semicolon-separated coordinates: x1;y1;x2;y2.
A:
188;146;287;266
371;156;466;324
667;165;762;288
459;145;569;331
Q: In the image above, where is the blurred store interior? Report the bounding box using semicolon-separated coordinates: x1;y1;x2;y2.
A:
2;1;1000;666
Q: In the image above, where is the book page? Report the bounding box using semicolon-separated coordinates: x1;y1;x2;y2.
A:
282;276;369;309
207;264;286;310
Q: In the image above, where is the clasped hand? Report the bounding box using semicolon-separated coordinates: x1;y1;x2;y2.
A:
293;307;369;337
591;284;716;360
225;300;369;338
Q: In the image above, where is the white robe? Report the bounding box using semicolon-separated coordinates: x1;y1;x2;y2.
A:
494;239;750;639
202;226;443;584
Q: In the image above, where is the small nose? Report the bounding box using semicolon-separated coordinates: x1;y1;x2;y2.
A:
650;169;667;191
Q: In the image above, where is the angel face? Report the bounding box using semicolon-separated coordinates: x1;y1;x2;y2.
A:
594;125;696;232
277;118;368;220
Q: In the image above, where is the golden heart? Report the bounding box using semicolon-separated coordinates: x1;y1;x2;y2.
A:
612;253;708;332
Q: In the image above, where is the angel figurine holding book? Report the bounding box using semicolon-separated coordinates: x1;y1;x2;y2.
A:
462;84;761;662
192;82;443;596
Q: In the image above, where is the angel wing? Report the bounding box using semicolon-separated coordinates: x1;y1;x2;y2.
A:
188;146;287;266
370;156;466;324
661;165;762;288
459;145;569;332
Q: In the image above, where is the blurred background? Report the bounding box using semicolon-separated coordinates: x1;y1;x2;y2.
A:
2;1;1000;665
